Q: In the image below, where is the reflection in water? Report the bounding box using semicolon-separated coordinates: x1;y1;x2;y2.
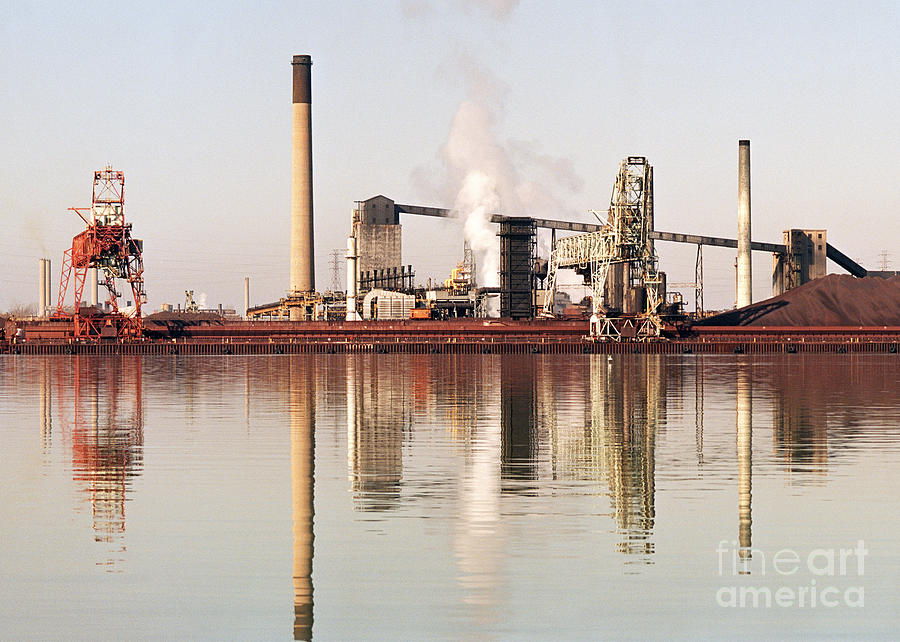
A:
66;357;144;571
563;355;662;562
500;357;539;485
695;357;704;466
7;353;899;639
772;358;827;475
736;361;752;572
290;357;315;641
600;356;661;561
40;358;52;455
456;360;503;620
346;355;410;510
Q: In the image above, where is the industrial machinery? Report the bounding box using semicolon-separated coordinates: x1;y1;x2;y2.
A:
443;242;476;295
56;167;146;340
543;157;663;339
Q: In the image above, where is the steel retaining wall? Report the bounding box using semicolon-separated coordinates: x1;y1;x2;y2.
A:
4;340;898;356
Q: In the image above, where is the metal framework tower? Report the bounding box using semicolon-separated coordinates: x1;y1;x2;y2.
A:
329;248;343;292
608;156;661;315
498;218;536;319
56;167;146;340
543;157;662;339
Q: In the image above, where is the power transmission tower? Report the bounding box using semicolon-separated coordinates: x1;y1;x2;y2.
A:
329;249;343;292
878;250;891;271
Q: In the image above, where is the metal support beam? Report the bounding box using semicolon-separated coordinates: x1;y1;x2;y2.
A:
826;243;867;277
391;198;869;278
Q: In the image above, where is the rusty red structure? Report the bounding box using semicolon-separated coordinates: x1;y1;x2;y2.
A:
55;167;146;340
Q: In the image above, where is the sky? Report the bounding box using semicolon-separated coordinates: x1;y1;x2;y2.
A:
1;0;898;313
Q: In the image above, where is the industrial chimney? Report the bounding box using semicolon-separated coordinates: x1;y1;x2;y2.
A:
88;267;99;308
45;259;52;314
737;140;752;308
38;259;46;317
290;54;315;319
345;236;359;321
244;276;250;319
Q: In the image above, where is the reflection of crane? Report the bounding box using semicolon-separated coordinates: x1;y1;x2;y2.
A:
543;157;661;339
56;167;146;340
68;356;144;570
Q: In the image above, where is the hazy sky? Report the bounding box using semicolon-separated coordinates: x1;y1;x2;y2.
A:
2;1;897;312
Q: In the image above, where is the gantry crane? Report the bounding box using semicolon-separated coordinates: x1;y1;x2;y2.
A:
543;157;662;339
56;167;146;340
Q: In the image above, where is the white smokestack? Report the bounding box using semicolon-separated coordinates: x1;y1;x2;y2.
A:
346;236;359;321
38;259;46;317
88;267;99;308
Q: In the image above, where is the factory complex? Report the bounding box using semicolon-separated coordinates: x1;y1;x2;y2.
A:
5;55;899;355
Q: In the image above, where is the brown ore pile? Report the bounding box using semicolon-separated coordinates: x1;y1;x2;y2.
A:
698;274;900;326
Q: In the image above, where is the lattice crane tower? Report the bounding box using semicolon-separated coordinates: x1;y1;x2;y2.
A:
543;157;662;339
56;166;147;339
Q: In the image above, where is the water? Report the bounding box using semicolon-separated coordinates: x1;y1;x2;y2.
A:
1;354;898;640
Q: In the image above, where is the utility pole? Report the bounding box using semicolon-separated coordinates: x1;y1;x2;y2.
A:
329;249;344;292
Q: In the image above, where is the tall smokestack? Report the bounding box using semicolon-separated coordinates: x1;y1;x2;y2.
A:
38;259;46;317
737;140;752;308
290;54;315;319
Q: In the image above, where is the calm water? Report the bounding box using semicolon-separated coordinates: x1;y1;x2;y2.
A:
1;354;898;640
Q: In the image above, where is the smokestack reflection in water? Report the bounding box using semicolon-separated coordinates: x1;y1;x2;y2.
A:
290;357;315;640
40;358;52;453
736;361;752;572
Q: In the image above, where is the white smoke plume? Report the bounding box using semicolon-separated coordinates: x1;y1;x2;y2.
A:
460;0;520;20
402;0;521;21
436;61;583;287
444;94;515;287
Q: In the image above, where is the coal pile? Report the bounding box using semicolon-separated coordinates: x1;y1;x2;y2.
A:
698;274;900;326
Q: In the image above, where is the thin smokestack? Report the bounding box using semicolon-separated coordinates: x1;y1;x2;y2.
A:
89;267;99;308
45;259;52;313
290;54;315;316
39;259;46;317
737;140;752;308
244;276;250;319
345;236;358;321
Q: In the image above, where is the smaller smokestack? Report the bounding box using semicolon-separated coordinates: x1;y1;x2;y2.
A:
89;267;99;308
737;139;752;308
244;277;250;319
346;236;358;321
46;259;52;313
38;259;46;317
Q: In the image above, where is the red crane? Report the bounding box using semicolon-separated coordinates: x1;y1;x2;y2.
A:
56;167;147;340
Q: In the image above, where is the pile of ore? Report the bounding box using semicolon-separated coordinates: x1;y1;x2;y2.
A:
697;274;900;326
